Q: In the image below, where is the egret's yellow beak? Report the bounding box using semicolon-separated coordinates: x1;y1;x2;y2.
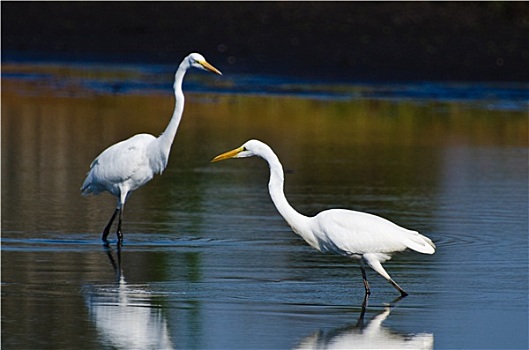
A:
211;146;244;162
200;60;222;75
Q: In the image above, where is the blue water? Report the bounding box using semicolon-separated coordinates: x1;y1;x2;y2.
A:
2;62;528;349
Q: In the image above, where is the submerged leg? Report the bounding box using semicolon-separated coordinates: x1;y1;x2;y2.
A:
355;292;370;328
102;208;119;244
104;244;122;281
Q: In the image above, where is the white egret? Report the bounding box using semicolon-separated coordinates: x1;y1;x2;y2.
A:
81;53;221;245
212;140;435;296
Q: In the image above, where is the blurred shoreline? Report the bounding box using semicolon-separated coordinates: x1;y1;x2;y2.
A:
2;2;529;83
3;61;527;114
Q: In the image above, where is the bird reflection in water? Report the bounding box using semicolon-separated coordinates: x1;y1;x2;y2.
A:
295;296;433;350
84;247;174;350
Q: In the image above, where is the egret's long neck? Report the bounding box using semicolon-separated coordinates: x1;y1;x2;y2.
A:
157;65;186;153
150;64;187;173
264;149;310;233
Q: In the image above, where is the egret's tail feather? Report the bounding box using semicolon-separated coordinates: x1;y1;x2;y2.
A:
405;232;436;255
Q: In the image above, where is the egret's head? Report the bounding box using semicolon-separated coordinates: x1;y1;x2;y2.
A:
187;53;222;75
211;139;267;162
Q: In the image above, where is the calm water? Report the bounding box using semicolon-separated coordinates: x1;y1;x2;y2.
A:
2;62;528;349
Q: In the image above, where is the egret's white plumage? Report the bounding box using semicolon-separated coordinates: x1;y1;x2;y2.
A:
82;53;221;245
212;139;435;296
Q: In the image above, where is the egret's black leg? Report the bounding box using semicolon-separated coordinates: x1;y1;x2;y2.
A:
116;209;123;246
102;208;119;244
389;278;409;298
360;264;371;296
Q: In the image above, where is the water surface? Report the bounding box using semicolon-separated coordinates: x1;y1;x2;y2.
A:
2;62;528;349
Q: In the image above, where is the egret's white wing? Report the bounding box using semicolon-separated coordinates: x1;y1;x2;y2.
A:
82;134;156;195
314;209;415;256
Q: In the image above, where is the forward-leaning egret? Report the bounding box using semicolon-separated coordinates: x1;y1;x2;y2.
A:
212;139;435;296
81;53;221;245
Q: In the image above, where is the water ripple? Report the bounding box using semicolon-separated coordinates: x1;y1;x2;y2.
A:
0;234;285;253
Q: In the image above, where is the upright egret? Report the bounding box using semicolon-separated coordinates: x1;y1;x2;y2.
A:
212;140;435;296
81;53;221;245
